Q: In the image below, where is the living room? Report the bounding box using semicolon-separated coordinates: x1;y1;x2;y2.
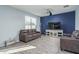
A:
0;5;79;54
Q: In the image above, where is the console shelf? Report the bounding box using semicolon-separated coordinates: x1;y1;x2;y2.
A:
46;30;63;37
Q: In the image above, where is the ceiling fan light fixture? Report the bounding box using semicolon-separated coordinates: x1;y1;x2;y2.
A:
64;5;69;8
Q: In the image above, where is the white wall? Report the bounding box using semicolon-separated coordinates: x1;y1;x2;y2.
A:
36;17;41;31
0;6;40;47
75;6;79;30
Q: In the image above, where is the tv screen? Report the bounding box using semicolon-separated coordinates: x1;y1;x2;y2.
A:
48;22;61;29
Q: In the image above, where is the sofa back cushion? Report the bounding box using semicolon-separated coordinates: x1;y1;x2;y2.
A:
72;30;79;38
28;29;36;33
21;30;29;33
32;29;36;33
20;29;38;35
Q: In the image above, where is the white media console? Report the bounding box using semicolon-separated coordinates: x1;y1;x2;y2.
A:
46;29;63;37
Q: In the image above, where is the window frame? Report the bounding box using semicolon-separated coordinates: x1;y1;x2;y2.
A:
25;16;37;29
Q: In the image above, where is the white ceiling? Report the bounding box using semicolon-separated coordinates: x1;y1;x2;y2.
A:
11;5;78;17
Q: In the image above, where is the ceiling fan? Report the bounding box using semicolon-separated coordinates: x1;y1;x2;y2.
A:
45;9;53;16
44;5;69;16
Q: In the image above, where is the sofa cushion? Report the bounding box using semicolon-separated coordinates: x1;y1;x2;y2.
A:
27;35;33;37
76;34;79;39
72;30;79;38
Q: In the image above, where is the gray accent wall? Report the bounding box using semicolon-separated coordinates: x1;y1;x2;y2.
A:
0;6;40;47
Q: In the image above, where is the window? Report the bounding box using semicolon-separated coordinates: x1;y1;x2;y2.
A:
25;16;37;29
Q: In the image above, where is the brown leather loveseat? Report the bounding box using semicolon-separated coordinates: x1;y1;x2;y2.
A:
60;30;79;53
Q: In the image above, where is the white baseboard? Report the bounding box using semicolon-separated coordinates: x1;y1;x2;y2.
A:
0;39;19;48
0;42;5;47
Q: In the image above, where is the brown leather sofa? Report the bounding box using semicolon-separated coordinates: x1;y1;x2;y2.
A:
60;30;79;53
19;29;41;43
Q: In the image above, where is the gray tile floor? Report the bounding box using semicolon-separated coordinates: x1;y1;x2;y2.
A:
0;36;73;54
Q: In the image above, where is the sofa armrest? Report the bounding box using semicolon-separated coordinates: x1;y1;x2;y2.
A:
61;38;79;44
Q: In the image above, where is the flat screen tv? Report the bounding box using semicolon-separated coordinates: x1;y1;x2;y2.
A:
48;22;61;29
